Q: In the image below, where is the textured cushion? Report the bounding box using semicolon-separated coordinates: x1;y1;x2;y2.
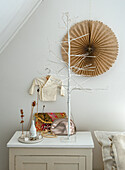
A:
112;135;125;170
94;131;125;170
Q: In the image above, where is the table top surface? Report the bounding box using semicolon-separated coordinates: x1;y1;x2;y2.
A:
7;131;94;148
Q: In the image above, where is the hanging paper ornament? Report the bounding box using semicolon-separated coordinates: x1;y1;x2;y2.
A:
61;20;118;76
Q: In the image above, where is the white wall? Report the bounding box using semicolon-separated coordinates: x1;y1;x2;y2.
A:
0;0;125;169
0;0;43;53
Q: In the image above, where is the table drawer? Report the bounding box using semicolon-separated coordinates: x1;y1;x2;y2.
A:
16;155;86;170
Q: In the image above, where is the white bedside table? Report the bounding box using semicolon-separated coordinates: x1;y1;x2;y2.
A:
7;131;94;170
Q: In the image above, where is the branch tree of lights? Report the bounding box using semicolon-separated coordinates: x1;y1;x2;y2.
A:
46;12;118;138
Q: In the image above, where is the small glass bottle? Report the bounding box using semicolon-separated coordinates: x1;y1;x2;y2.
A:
30;120;37;138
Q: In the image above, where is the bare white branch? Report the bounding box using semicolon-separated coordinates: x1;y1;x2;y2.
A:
62;33;89;43
42;13;107;138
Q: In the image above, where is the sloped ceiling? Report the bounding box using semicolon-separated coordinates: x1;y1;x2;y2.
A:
0;0;43;54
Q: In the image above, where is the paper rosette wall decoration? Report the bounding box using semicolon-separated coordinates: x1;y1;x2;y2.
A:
61;20;118;76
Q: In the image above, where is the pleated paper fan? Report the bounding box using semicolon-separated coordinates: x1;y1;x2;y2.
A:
61;20;118;76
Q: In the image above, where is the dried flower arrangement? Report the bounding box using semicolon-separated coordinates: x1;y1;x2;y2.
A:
27;101;36;133
31;101;36;119
37;89;39;112
20;109;24;137
18;101;43;144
